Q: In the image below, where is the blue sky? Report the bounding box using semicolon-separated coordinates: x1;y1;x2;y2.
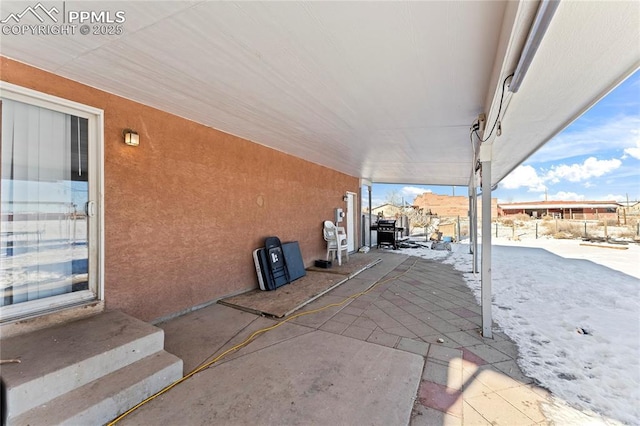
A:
366;69;640;207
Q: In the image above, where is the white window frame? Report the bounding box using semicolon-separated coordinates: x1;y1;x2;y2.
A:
0;81;104;322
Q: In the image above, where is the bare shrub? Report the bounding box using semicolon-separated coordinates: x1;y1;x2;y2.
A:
615;229;636;239
500;218;514;226
459;223;469;237
540;222;554;236
562;222;585;238
553;232;574;239
405;209;439;228
542;220;584;239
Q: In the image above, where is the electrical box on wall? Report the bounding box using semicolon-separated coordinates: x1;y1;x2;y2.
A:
334;208;345;224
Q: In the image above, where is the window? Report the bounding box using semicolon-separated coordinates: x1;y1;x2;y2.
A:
0;83;103;322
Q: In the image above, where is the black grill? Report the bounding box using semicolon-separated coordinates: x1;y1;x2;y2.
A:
376;219;398;250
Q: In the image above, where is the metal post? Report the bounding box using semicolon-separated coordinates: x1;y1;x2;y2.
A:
472;182;478;274
535;222;538;239
468;191;473;254
368;185;372;248
480;143;493;338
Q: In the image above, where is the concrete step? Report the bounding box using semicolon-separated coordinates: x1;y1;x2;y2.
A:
11;350;183;426
1;310;166;420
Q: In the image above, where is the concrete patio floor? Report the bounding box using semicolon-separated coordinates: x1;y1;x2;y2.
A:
119;251;552;425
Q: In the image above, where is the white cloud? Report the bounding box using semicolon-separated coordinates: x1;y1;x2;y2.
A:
623;136;640;160
499;150;633;204
545;157;621;183
530;115;640;163
401;186;431;199
541;191;585;201
501;157;624;200
603;194;627;202
500;165;546;192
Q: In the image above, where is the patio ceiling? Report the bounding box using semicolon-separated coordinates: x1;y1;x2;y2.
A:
1;1;638;186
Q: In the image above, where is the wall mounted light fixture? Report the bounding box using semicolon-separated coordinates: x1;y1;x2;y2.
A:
123;129;139;146
343;195;349;202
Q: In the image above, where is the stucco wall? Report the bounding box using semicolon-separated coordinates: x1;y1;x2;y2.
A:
413;193;498;218
1;57;359;321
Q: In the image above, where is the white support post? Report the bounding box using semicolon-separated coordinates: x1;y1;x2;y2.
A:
480;143;493;338
468;187;473;255
472;178;479;274
360;178;373;248
368;185;372;248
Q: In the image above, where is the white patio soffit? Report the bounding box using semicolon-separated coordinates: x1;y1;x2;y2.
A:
1;1;638;186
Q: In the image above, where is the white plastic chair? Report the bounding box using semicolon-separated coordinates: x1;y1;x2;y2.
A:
323;220;349;266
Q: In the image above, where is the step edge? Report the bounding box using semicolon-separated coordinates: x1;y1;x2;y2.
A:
5;330;166;417
8;351;183;426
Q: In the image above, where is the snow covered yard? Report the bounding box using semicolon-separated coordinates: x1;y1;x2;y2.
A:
398;237;640;425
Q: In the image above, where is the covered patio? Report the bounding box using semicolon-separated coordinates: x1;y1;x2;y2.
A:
1;0;637;330
118;251;551;425
1;0;638;424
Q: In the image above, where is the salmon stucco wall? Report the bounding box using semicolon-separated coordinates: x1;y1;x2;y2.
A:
414;193;498;218
1;57;359;321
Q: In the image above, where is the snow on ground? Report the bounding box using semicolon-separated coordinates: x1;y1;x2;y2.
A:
398;237;640;425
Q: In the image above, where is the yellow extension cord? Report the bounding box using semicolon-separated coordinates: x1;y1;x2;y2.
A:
107;258;418;425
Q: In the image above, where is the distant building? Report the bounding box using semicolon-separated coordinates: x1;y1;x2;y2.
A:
498;200;622;220
370;203;416;219
413;193;498;218
627;201;640;214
